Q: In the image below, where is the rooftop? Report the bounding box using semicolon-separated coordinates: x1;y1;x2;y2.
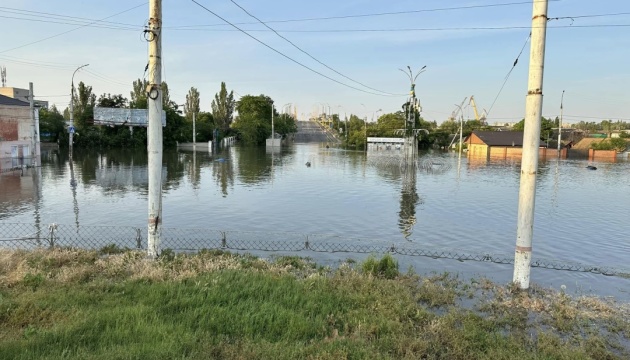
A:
0;94;29;107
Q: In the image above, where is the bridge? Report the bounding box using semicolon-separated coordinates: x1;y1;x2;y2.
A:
294;120;340;144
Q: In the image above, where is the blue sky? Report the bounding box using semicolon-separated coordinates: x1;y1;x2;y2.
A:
0;0;628;125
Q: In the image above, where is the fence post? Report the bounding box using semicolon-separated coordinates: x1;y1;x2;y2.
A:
47;223;57;249
136;228;143;249
221;231;227;248
304;235;310;250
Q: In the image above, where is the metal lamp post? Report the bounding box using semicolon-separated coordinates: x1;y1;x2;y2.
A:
69;64;89;152
399;65;426;157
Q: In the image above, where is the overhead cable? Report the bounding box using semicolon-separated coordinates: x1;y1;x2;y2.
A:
190;0;399;96
0;2;147;54
228;0;402;96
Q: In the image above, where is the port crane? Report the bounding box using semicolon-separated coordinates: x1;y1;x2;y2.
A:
469;96;487;124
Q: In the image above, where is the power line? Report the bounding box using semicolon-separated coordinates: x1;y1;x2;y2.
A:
0;6;143;28
0;2;147;54
172;1;561;29
227;0;402;96
485;32;531;120
190;0;399;97
168;24;630;32
83;69;130;87
0;15;139;31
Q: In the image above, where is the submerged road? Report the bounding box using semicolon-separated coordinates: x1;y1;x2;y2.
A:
294;121;340;144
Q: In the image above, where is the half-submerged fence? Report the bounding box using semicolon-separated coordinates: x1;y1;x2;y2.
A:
1;222;629;278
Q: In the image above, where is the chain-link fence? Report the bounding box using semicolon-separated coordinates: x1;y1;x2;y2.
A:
1;222;629;278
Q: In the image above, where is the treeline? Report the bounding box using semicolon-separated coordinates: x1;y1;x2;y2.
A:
326;112;629;150
325;111;494;149
39;81;297;148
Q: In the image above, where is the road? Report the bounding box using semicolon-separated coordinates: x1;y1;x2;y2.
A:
294;121;340;144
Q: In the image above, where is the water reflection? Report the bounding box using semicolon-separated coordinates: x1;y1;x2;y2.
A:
399;161;421;240
212;150;234;197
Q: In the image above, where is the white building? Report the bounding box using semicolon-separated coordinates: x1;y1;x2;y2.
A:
0;94;39;172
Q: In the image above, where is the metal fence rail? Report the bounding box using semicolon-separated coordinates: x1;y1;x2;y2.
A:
1;222;629;278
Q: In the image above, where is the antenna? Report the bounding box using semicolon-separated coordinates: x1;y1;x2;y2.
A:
1;66;6;87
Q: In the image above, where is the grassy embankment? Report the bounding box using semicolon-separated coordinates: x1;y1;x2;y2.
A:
0;247;629;359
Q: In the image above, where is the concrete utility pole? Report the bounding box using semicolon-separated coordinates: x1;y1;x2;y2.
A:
513;0;549;290
29;82;35;162
557;90;564;155
192;111;196;149
271;100;275;149
147;0;163;259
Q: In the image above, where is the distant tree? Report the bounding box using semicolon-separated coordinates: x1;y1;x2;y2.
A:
601;119;613;138
211;82;235;134
184;87;200;122
97;93;128;108
39;105;66;143
195;111;215;141
72;81;96;129
232;94;273;145
376;111;405;137
160;82;178;110
130;79;148;109
130;78;175;110
512;117;555;140
273;113;298;136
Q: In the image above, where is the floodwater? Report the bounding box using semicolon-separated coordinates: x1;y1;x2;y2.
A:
1;144;629;298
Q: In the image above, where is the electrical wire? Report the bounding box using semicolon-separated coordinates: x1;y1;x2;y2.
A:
83;69;129;87
0;15;139;31
0;6;143;28
485;32;531;119
172;1;561;29
0;2;147;54
167;24;630;32
227;0;402;96
190;0;399;97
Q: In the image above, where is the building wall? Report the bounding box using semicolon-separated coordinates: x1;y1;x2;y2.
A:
589;149;617;161
0;104;35;171
468;144;488;158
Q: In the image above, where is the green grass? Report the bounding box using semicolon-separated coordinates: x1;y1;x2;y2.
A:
0;249;628;359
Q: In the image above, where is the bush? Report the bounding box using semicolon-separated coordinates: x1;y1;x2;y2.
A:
361;254;399;279
591;138;628;152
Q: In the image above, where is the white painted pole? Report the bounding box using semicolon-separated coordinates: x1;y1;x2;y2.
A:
147;0;163;259
557;90;564;155
271;102;275;149
28;83;35;163
513;0;549;290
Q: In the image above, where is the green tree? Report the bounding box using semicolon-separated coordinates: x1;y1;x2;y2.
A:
232;94;273;145
512;117;554;140
184;87;200;122
211;82;235;134
375;111;405;137
97;93;128;108
273;113;298;136
601;120;613;138
72;81;96;130
195;111;215;142
130;79;175;110
130;79;148;109
39;105;66;143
